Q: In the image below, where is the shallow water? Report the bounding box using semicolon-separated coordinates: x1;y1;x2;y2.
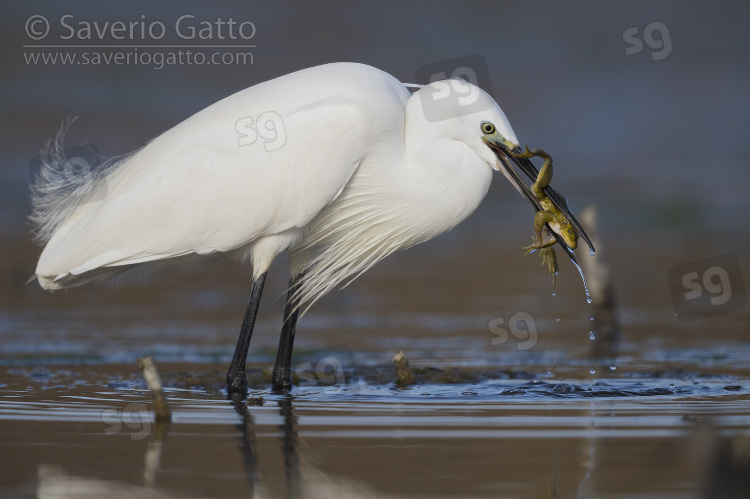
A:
3;211;750;499
2;231;750;497
2;332;750;498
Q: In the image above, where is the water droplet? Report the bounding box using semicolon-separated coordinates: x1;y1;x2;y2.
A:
556;318;561;322
590;317;594;321
570;258;592;303
552;292;556;297
590;367;596;374
589;249;596;256
609;365;616;371
589;331;596;340
668;383;675;389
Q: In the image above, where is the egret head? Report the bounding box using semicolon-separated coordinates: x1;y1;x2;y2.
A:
411;79;521;169
413;79;531;191
478;117;593;255
412;77;594;257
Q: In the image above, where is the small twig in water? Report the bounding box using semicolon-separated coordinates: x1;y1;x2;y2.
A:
137;356;171;422
393;351;417;387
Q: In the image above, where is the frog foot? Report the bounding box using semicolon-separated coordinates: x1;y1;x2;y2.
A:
523;234;557;255
540;246;559;285
508;145;535;159
523;236;542;255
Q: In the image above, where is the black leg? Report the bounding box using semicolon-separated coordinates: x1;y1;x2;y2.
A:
272;272;304;393
227;272;268;397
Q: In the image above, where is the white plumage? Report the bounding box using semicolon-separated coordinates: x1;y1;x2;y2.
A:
31;62;520;310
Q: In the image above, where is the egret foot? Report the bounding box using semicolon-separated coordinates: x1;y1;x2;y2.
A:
226;370;249;397
271;369;293;394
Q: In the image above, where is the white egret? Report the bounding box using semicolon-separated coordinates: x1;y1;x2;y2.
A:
30;62;592;395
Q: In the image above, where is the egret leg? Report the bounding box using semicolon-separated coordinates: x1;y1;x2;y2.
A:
272;272;304;393
227;272;268;396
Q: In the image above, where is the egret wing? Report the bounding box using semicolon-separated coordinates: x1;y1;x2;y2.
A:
34;63;409;287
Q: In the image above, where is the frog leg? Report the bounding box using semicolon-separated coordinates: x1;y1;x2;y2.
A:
529;150;554;199
523;211;557;253
540;246;559;285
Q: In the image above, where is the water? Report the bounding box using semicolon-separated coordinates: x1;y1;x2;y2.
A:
2;221;749;498
570;257;592;304
2;365;749;497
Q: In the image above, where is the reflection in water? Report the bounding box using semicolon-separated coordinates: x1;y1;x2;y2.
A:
37;464;176;498
278;397;300;499
230;394;261;498
143;416;170;488
228;393;378;498
573;401;595;498
37;408;173;497
34;393;369;498
2;363;748;497
7;379;748;498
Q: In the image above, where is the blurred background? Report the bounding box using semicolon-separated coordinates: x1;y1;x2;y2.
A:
1;0;749;374
2;2;750;497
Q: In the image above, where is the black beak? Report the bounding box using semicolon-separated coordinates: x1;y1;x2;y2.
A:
489;143;595;264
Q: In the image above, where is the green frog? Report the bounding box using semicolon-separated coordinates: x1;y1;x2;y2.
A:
508;146;578;284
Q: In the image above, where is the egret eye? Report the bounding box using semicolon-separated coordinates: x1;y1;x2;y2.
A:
481;122;496;135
